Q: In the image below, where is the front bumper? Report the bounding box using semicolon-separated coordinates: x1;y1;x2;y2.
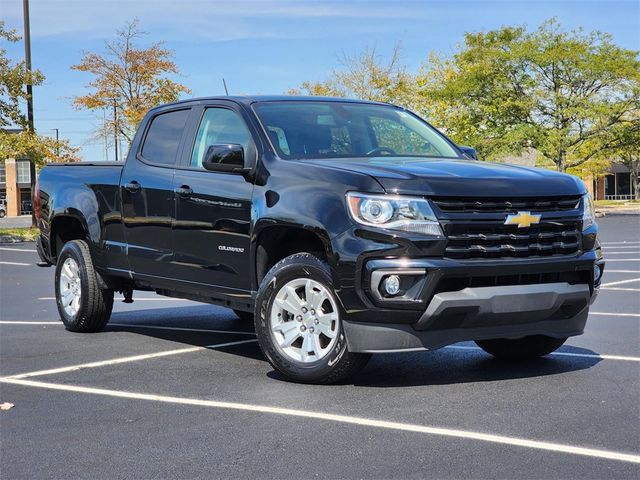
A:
344;282;590;353
336;250;604;353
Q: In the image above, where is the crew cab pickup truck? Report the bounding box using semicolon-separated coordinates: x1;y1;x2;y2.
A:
36;96;605;383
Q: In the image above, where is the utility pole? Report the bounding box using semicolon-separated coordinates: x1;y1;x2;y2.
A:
113;100;119;161
23;0;36;225
103;109;109;161
52;128;59;157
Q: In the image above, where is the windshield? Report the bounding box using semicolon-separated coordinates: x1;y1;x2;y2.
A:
253;101;461;160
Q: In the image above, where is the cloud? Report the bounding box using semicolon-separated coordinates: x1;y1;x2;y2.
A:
1;0;435;40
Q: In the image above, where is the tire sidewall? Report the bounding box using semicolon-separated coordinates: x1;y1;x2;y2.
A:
55;241;91;329
255;254;349;382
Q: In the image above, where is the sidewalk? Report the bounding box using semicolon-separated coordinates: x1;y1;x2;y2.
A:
595;204;640;216
0;215;33;228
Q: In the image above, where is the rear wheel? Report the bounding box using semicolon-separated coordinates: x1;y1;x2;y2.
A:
255;253;370;384
55;239;113;332
475;335;567;360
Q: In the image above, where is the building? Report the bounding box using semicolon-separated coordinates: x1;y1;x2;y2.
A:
0;158;34;216
589;162;636;201
1;129;34;217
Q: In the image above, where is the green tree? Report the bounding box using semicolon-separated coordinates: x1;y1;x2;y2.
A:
608;113;640;200
0;130;79;167
290;44;421;112
0;20;44;128
420;19;640;172
1;21;77;166
71;19;191;144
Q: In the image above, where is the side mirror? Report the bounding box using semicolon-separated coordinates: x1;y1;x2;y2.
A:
202;144;249;173
458;145;478;160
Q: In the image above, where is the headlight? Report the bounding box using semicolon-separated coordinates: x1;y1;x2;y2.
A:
582;193;596;230
346;193;443;236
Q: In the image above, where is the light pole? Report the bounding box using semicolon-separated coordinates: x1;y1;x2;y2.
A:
23;0;36;225
113;100;119;161
52;128;59;157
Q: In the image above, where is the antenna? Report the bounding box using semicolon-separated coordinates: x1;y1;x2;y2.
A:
222;78;229;96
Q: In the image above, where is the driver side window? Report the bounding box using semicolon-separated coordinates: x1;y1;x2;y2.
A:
191;108;251;168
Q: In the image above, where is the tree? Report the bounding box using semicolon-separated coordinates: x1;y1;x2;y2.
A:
1;21;75;167
608;107;640;200
0;20;44;128
420;19;640;171
289;44;421;112
71;19;191;144
0;130;79;167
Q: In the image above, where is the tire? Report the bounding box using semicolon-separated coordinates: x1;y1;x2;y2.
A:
54;239;113;332
255;253;370;384
0;210;5;218
233;309;254;322
475;335;567;360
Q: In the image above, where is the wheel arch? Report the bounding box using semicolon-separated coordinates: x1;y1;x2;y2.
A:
49;212;91;261
252;221;337;290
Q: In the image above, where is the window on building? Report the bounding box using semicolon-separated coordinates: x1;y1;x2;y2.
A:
0;164;5;184
616;172;631;196
16;161;31;183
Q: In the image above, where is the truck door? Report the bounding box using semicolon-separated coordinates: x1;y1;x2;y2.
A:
121;107;191;279
171;104;255;291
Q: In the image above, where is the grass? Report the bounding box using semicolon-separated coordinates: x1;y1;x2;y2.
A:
0;227;39;241
594;199;640;207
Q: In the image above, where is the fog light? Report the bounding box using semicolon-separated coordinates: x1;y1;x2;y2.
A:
384;275;401;295
594;264;602;283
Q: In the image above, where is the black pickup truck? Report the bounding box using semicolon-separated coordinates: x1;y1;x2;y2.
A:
36;96;604;383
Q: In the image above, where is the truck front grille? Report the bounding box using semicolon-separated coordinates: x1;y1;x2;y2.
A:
444;221;582;259
432;196;581;213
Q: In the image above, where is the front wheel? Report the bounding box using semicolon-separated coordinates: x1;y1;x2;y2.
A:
55;239;114;332
255;253;370;384
475;335;567;360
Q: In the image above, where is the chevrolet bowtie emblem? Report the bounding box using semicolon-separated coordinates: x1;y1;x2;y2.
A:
504;211;542;228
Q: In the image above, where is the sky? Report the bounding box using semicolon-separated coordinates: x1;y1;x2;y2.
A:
2;0;639;161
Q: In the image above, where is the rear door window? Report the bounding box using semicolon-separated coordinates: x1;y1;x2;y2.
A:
141;109;190;165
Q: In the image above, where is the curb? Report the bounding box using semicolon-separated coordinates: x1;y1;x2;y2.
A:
0;235;28;243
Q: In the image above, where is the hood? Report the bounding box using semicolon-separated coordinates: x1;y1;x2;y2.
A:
303;157;585;197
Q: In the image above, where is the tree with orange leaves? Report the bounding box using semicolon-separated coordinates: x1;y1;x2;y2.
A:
71;19;191;146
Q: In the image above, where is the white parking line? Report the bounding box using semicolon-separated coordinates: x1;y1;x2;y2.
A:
38;297;187;301
1;377;638;464
109;323;255;336
601;287;640;292
0;261;30;266
0;321;61;325
602;252;640;255
0;247;36;252
445;345;640;362
602;241;640;245
590;312;640;317
602;246;640;249
605;270;640;273
5;339;257;380
600;259;640;262
0;321;255;336
601;278;640;287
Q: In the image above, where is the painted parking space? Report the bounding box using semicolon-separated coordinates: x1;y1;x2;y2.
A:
1;215;639;478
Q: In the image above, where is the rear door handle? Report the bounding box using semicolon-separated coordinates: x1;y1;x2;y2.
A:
174;186;193;197
124;181;141;193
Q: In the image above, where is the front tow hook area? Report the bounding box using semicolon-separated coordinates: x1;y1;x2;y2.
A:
414;282;591;331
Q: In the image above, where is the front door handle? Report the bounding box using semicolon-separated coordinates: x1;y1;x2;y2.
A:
174;186;193;197
124;181;141;193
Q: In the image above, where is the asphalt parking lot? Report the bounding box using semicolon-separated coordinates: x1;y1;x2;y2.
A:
1;215;639;479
